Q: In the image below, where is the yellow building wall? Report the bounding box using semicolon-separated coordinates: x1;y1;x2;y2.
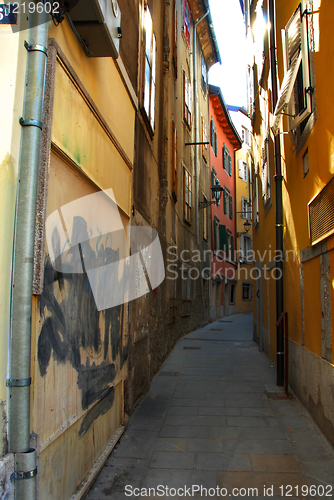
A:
235;145;254;314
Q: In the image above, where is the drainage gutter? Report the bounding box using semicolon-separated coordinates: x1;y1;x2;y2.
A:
268;0;284;386
8;10;49;499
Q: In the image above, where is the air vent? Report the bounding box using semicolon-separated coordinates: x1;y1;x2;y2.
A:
308;176;334;245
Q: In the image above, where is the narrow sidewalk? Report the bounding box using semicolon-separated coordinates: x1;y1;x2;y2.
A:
87;313;334;499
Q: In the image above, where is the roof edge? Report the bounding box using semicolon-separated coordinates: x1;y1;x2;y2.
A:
209;84;242;150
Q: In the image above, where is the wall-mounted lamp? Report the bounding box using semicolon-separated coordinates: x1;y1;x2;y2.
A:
236;219;252;235
199;181;224;210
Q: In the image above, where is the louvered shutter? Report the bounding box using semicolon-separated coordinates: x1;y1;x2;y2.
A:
239;234;244;260
229;195;233;219
272;2;311;134
219;225;228;253
231;235;234;261
262;140;268;199
223;189;227;214
238;159;244;179
228;155;232;176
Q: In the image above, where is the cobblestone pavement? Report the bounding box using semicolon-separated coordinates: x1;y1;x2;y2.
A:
86;313;334;500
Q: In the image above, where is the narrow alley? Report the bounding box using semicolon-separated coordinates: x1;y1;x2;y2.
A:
87;314;334;499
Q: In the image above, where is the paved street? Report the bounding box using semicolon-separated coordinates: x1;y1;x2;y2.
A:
87;313;334;499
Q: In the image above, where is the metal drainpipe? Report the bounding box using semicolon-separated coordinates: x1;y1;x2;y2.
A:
8;10;49;499
268;0;284;386
193;9;209;245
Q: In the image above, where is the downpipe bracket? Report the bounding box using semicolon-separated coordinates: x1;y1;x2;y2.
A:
19;117;43;130
24;40;48;55
10;467;37;483
6;377;31;387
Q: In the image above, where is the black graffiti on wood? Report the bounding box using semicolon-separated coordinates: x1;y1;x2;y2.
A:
37;254;127;410
78;386;115;439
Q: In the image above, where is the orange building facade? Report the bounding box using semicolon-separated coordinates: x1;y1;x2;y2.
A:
209;85;242;319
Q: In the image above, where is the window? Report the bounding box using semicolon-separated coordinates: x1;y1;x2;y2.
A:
183;0;191;47
242;197;252;220
172;0;178;78
203;195;208;241
201;54;207;93
218;225;234;261
184;167;192;223
229;194;233;219
223;145;232;175
247;64;255;120
241;126;250;145
262;137;271;204
172;121;178;201
201;115;208;160
183;70;191;128
272;1;313;136
223;188;232;218
238;159;247;181
213;216;220;250
308;175;334;245
242;282;252;301
210;118;217;156
253;164;260;226
230;283;236;304
143;5;156;131
239;235;253;261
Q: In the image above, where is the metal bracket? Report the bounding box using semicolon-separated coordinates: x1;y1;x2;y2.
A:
306;86;314;94
10;467;37;482
6;377;31;387
19;118;43;130
24;41;48;56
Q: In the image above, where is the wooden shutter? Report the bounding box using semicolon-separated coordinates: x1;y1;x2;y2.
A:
172;121;178;200
272;2;311;133
219;225;228;253
213;219;218;250
231;235;234;261
229;194;233;219
223;189;227;214
228;155;232;176
238;159;244;179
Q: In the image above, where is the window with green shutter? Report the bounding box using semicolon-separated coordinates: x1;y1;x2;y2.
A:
223;189;227;214
228;155;232;176
223;146;226;171
214;218;219;250
219;224;228;254
210;118;214;146
229;194;233;219
231;235;234;261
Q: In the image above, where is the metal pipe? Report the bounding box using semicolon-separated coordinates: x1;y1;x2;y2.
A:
9;10;49;498
193;9;209;245
268;0;284;386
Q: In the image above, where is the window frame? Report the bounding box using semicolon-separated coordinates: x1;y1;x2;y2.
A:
172;121;178;202
183;0;191;47
272;1;314;138
183;69;192;129
183;166;192;224
142;4;156;134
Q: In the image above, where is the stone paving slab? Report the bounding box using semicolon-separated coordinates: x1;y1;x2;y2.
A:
87;314;334;500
